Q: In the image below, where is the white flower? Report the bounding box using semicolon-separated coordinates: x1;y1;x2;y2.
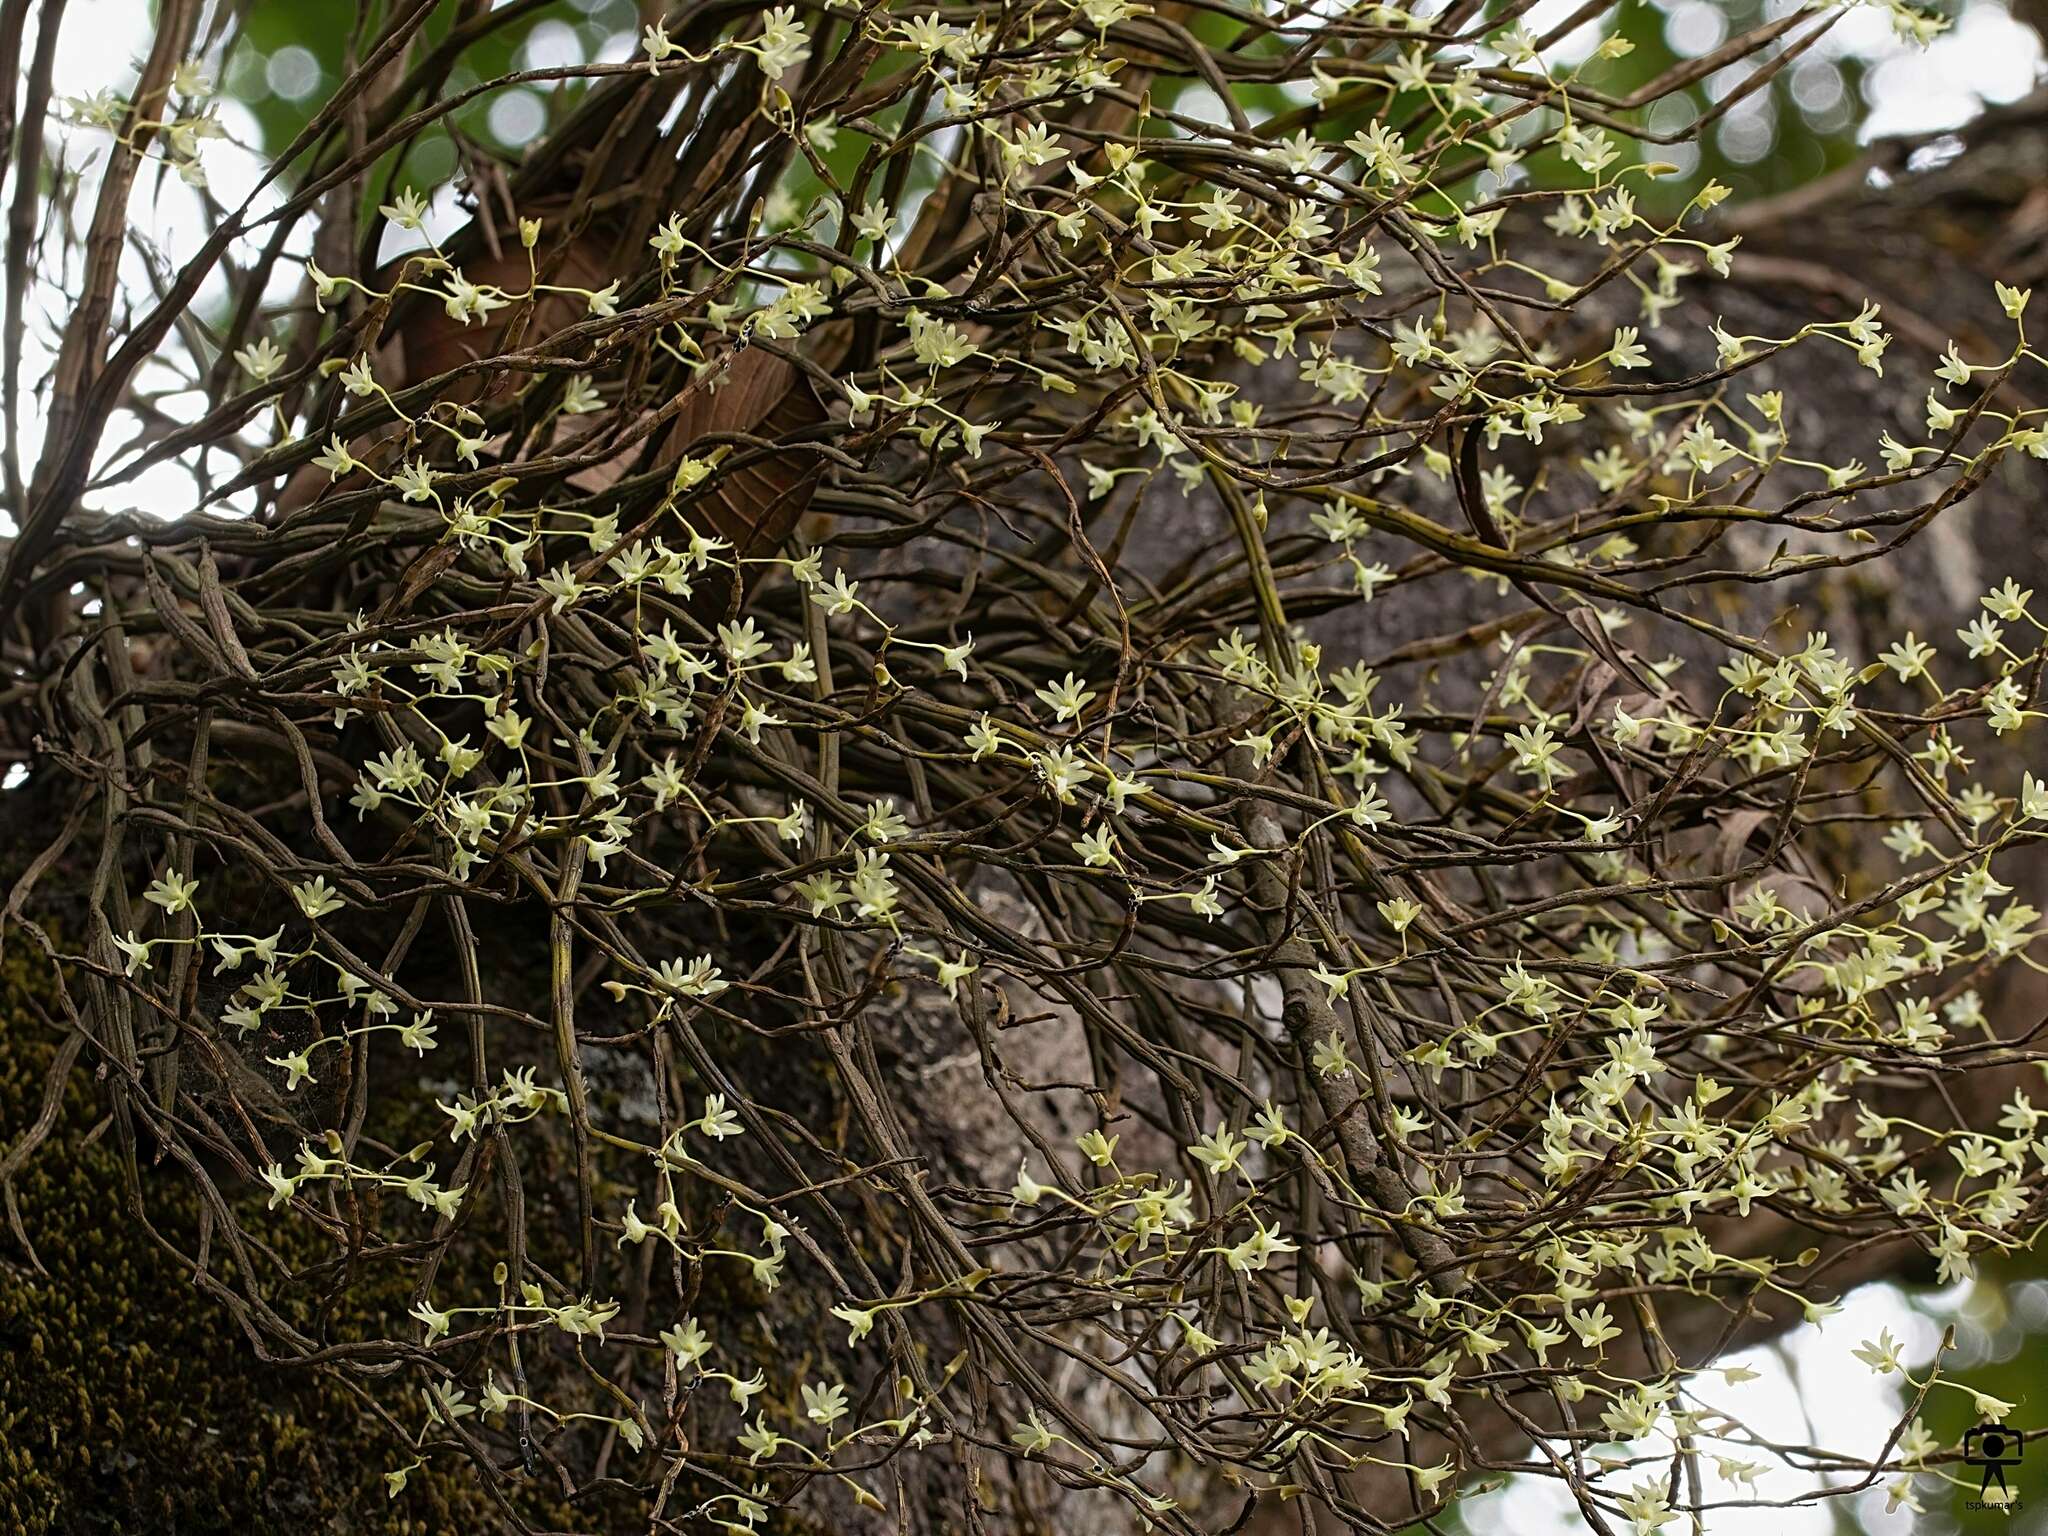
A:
234;336;287;383
801;1380;848;1427
1011;1412;1055;1453
1608;325;1649;370
697;1093;743;1139
1034;671;1096;722
1011;1160;1048;1206
853;199;897;245
661;1316;711;1367
1188;1126;1247;1178
2021;772;2048;821
379;187;429;230
310;435;353;479
441;268;507;326
399;1010;437;1054
294;876;345;919
410;1300;451;1346
144;870;199;915
391;458;440;502
753;6;811;80
642;21;680;63
1852;1327;1904;1375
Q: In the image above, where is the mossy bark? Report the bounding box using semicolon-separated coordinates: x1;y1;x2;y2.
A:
0;942;526;1535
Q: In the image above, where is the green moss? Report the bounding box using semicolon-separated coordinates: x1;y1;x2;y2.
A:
0;948;513;1535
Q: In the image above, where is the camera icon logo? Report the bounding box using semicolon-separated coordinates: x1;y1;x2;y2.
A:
1964;1422;2022;1501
